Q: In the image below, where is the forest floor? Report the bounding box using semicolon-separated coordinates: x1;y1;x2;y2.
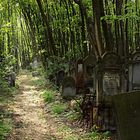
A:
6;71;90;140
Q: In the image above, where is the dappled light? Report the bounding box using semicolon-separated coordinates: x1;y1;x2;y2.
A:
0;0;140;140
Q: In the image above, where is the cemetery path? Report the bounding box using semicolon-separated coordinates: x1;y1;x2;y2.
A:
7;71;85;140
7;72;54;140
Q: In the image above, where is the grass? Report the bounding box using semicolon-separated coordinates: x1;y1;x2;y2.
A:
0;118;13;140
0;82;18;140
86;130;111;140
43;90;54;103
33;77;46;88
52;103;67;114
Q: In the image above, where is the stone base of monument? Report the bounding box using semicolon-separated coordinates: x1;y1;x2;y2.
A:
112;91;140;140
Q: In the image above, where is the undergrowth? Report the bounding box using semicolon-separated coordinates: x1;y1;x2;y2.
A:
0;82;18;140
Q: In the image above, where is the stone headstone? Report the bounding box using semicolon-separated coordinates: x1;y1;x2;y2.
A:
84;55;96;92
5;72;16;87
112;91;140;140
56;70;65;87
76;59;84;74
62;76;76;98
129;50;140;91
102;52;121;98
32;57;38;69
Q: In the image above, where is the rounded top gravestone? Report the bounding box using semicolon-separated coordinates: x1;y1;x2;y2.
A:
61;76;76;99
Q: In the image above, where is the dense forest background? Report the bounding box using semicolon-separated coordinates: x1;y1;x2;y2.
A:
0;0;140;85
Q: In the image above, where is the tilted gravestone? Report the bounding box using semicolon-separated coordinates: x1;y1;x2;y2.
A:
112;91;140;140
62;76;76;98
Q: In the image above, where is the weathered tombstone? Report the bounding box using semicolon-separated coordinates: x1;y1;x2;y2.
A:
76;59;84;74
95;52;121;131
32;57;38;70
5;72;16;87
68;60;76;79
112;91;140;140
62;76;76;98
75;59;85;93
84;54;96;93
129;49;140;91
56;70;65;87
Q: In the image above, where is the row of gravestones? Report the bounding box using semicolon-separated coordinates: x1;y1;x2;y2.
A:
60;49;140;140
62;54;96;98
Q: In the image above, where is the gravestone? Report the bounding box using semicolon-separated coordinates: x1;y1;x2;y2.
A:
62;76;76;98
5;72;16;87
76;59;84;74
56;70;65;87
95;52;121;131
112;91;140;140
76;59;84;93
84;54;96;92
68;60;76;79
129;49;140;91
102;52;121;101
32;57;38;69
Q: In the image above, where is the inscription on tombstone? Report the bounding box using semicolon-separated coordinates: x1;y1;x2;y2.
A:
103;72;120;96
62;76;76;98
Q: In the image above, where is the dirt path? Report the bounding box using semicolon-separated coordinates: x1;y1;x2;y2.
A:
7;72;92;140
7;72;55;140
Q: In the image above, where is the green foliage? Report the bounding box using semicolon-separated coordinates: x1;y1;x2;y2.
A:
46;56;69;78
43;90;54;103
87;130;111;140
0;54;16;90
0;119;12;140
52;103;67;114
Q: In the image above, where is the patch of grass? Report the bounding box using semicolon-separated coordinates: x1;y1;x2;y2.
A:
52;103;67;114
43;90;54;103
66;110;81;121
33;77;46;88
0;117;13;140
87;130;111;140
